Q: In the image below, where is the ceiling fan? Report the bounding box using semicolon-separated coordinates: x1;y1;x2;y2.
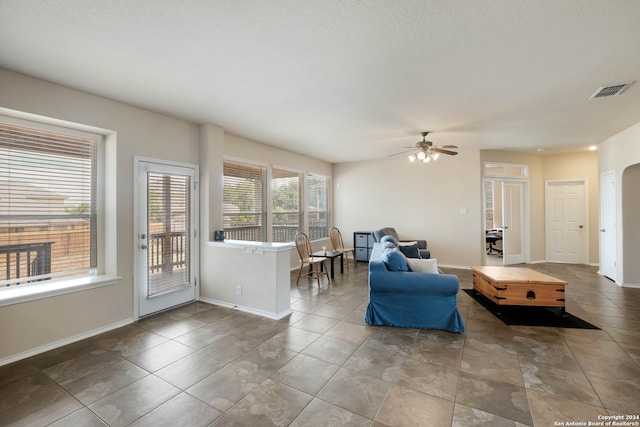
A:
391;132;458;164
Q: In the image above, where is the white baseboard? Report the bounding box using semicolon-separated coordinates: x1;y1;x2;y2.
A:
621;282;640;289
438;264;472;270
198;296;293;320
0;317;135;367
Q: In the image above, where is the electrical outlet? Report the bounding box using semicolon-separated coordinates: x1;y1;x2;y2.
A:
236;285;242;296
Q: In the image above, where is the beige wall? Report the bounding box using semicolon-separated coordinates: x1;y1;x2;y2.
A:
0;69;332;363
599;120;640;286
1;65;635;363
334;147;600;269
0;68;201;362
334;150;483;268
479;150;600;265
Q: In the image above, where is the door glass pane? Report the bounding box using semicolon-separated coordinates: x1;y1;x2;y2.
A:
504;184;522;256
146;172;190;298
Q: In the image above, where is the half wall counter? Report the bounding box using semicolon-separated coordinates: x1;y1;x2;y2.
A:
201;240;294;319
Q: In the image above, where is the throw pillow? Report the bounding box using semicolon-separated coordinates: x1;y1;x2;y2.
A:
380;234;399;247
399;243;421;259
407;257;439;274
381;248;409;271
383;241;396;250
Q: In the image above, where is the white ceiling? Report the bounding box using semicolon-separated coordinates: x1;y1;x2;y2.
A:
1;0;639;163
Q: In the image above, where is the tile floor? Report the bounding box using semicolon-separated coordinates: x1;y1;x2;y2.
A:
1;263;640;426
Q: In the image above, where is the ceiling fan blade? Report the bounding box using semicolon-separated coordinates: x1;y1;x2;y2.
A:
437;145;458;149
433;148;458;156
388;149;415;157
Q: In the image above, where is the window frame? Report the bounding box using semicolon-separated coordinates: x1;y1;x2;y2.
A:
0;109;119;307
222;158;268;242
222;157;331;243
271;166;303;243
306;172;330;241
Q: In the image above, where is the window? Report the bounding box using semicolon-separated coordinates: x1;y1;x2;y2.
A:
484;162;528;178
271;168;302;243
222;160;330;243
307;173;329;240
0;120;99;286
223;161;266;241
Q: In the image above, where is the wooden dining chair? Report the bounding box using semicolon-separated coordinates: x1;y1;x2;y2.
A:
329;226;357;271
294;232;330;286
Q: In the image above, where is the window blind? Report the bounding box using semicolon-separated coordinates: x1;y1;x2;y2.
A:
271;168;302;243
0;122;97;285
223;161;266;241
146;172;191;297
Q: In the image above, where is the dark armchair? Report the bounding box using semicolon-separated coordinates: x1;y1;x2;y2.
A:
372;227;431;259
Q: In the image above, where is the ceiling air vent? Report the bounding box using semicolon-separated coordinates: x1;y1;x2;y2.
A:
590;82;634;99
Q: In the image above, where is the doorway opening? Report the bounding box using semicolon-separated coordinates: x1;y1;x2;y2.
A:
483;162;529;266
135;158;199;318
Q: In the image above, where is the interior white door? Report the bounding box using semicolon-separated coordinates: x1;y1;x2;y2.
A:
547;181;586;263
600;171;616;280
137;160;198;317
502;181;525;265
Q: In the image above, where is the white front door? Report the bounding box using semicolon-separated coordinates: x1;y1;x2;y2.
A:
600;171;616;280
502;181;525;265
547;181;587;264
136;159;198;317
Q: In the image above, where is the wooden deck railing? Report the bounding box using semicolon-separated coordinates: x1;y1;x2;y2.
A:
223;225;328;242
1;242;54;284
148;232;187;273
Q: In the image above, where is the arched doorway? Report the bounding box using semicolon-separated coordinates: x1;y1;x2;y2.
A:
622;163;640;286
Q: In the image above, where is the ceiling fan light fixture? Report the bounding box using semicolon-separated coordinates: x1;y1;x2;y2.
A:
393;132;458;165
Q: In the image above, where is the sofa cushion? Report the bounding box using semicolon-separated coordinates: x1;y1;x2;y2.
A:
399;242;421;259
407;257;439;274
381;248;409;271
380;234;399;247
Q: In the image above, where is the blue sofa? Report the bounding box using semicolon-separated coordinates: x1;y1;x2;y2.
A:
365;243;465;333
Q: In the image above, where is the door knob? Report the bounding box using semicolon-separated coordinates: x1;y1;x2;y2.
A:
600;229;605;232
579;225;583;229
140;244;148;250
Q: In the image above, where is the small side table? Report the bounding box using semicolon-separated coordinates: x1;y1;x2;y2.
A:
311;250;344;279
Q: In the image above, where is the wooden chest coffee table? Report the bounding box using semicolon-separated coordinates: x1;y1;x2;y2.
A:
471;266;568;314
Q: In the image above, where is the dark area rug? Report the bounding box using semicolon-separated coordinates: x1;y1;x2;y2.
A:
463;289;600;329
